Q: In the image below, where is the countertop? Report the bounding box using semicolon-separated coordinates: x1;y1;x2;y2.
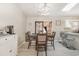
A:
0;33;15;38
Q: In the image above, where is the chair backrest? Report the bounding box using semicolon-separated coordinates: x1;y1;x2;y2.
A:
36;33;47;44
25;31;31;40
60;32;67;39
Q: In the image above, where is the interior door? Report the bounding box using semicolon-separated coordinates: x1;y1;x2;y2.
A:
35;21;52;34
35;21;43;33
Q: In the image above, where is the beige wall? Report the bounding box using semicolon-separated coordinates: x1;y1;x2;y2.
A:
0;4;26;46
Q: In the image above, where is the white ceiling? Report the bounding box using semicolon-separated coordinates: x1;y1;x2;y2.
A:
17;3;79;17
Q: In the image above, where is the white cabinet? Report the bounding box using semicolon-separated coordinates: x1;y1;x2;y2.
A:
0;34;17;56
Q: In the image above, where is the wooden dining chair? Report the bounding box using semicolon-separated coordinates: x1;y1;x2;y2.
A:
36;33;48;56
25;31;36;49
47;32;56;50
25;31;30;42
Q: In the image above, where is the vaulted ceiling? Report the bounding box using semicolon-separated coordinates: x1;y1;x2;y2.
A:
17;3;79;17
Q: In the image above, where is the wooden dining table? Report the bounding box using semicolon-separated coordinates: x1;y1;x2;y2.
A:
29;33;37;39
29;33;53;41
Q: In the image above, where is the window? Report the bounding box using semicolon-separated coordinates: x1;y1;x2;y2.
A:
65;20;72;28
64;20;79;32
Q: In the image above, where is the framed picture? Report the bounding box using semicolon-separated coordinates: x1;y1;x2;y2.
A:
56;20;61;26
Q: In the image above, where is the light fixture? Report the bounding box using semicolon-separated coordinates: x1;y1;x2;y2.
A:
62;3;77;12
39;3;49;16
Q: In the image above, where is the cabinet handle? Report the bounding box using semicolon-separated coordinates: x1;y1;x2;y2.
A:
9;49;12;53
5;39;7;40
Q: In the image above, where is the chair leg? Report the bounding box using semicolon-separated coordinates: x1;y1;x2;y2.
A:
45;47;47;56
51;38;53;45
45;50;47;56
37;51;38;56
35;41;37;50
28;40;31;49
51;40;53;45
37;47;38;56
53;41;55;50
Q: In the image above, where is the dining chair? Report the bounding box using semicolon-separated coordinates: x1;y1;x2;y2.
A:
47;32;56;50
25;31;30;42
25;31;36;49
36;33;47;56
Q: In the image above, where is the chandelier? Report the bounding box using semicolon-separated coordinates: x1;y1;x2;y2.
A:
39;3;49;16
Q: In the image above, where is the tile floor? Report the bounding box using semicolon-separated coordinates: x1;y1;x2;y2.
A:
17;40;79;56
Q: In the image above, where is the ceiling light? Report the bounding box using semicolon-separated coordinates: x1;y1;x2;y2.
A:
62;3;77;12
39;3;49;16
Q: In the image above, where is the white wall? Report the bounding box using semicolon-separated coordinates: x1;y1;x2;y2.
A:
25;16;62;41
0;3;26;46
26;16;54;33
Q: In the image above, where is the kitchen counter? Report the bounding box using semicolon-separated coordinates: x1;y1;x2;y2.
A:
0;33;15;38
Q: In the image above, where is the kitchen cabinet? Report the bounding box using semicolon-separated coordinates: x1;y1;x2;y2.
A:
0;34;17;56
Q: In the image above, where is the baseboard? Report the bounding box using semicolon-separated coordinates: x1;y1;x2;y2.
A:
18;41;25;48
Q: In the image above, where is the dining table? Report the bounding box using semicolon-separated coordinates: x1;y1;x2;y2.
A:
29;33;37;39
29;33;53;40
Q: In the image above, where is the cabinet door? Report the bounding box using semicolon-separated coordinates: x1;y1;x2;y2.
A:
0;44;13;56
8;47;17;56
0;46;8;56
6;35;17;56
0;35;17;56
0;37;8;46
6;46;16;56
